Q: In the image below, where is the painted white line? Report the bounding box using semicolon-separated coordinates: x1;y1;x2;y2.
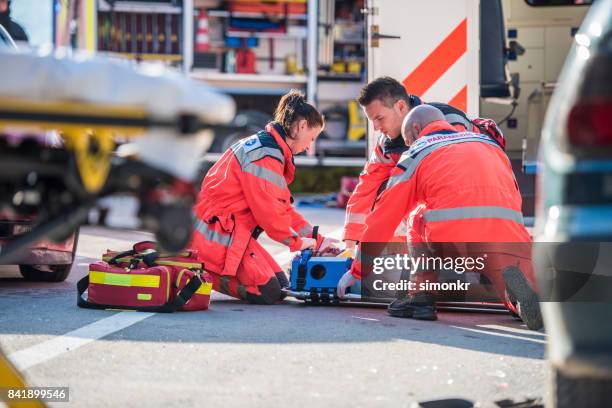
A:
8;311;154;371
478;324;546;337
352;316;379;321
451;325;546;345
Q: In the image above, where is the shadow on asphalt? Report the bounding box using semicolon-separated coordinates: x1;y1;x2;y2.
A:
0;272;545;361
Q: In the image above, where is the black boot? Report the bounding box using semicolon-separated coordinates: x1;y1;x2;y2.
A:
275;272;290;301
387;291;437;320
503;266;543;331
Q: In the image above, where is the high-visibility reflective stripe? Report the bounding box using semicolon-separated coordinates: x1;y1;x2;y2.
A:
156;260;202;269
194;218;232;246
443;113;472;130
387;134;500;190
346;212;367;224
243;163;287;189
282;236;297;246
102;256;202;269
423;206;524;224
394;220;407;236
297;224;313;237
89;271;161;288
232;144;285;168
196;282;213;295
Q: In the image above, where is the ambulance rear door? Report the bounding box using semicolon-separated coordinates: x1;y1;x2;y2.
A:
364;0;480;153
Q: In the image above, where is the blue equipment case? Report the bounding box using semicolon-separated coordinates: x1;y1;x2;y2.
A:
286;249;361;304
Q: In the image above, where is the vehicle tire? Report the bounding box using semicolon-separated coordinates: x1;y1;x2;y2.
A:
19;264;72;282
552;367;612;408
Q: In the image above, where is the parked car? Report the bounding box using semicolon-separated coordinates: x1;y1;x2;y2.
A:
533;0;612;406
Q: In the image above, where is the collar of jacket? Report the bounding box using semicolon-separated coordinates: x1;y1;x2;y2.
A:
383;134;409;155
418;120;458;139
265;122;296;184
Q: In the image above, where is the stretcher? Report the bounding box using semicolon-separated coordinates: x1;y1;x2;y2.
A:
0;49;235;263
284;250;511;314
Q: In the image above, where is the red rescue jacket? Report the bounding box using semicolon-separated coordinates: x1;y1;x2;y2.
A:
191;122;313;276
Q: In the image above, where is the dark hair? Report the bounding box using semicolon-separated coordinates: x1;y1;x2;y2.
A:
274;89;324;139
358;76;412;108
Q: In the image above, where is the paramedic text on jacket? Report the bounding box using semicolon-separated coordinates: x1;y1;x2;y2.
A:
190;90;336;305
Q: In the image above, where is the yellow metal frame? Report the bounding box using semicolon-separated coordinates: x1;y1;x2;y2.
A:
0;351;46;408
0;97;150;194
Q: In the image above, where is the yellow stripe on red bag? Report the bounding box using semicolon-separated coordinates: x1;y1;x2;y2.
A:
89;271;160;288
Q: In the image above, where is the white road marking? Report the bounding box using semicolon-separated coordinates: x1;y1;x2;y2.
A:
7;228;344;371
478;324;546;337
352;316;379;321
451;325;546;345
8;311;154;371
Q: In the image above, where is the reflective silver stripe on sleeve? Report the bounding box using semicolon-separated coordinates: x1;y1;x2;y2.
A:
243;163;287;189
423;206;524;225
232;144;285;168
281;229;300;246
386;135;501;190
297;224;313;237
346;212;367;225
444;113;472;130
393;220;408;236
194;218;232;246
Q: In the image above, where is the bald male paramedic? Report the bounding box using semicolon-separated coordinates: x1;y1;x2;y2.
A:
342;77;505;250
338;105;542;331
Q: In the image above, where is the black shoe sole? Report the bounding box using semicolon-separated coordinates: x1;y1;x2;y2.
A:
387;305;438;321
503;266;543;331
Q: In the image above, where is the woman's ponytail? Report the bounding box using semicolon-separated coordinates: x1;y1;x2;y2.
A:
274;89;324;138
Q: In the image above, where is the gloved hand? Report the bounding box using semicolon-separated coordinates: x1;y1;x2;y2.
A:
339;240;357;258
344;240;357;251
299;237;317;251
317;236;341;255
336;270;358;299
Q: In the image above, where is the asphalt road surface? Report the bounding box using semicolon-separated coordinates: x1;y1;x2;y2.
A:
0;208;547;407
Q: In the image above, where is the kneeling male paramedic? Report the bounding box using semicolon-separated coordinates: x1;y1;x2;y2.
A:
338;105;542;330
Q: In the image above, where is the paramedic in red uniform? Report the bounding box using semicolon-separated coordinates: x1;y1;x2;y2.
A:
338;105;542;330
343;77;505;250
191;90;338;304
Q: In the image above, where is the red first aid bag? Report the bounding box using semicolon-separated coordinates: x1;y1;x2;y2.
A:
77;241;212;312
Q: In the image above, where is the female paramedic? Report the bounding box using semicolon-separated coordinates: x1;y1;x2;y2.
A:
191;90;338;304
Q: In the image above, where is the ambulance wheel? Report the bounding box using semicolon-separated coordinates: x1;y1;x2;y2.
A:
20;264;72;282
552;367;612;408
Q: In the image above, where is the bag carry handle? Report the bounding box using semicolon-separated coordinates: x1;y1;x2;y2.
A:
76;273;203;313
108;249;159;268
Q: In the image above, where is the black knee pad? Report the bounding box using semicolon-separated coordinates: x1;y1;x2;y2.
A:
245;277;282;305
275;272;289;288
